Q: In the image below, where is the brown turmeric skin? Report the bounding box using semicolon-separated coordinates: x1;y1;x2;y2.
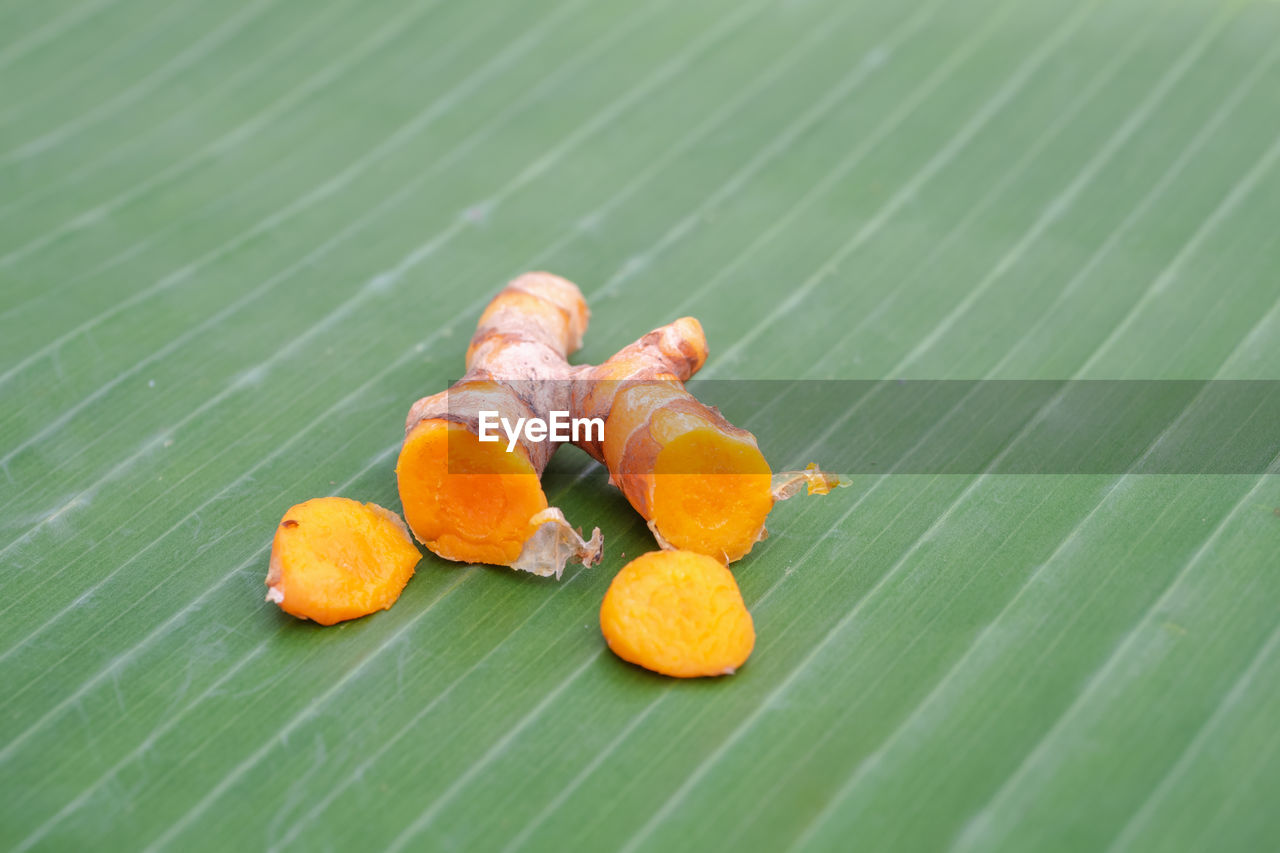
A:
395;274;706;577
396;272;840;574
602;381;774;562
566;322;773;562
571;322;842;563
583;379;840;563
397;273;601;576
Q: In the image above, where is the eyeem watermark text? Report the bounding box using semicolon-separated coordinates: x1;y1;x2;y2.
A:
478;410;604;452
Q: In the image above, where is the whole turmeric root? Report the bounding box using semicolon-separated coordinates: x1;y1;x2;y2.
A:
397;272;840;574
395;274;706;578
266;497;422;625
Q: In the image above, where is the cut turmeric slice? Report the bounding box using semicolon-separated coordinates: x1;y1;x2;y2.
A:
600;549;755;678
266;497;421;626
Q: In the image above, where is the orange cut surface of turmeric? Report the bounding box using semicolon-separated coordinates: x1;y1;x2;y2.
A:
396;273;703;577
646;413;775;562
396;274;603;577
397;420;548;566
600;550;755;678
396;271;838;573
266;497;421;626
602;382;775;563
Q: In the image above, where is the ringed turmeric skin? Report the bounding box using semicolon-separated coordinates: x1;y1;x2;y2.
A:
266;497;421;626
600;549;755;678
263;272;840;640
396;273;707;577
396;271;841;573
557;285;840;563
397;273;602;576
580;379;843;564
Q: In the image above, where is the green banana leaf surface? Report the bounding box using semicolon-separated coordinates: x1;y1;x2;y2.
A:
2;0;1278;849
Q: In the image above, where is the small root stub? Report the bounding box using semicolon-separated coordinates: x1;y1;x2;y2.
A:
510;508;603;579
771;463;849;501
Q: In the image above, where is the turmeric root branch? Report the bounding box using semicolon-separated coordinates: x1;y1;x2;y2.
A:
396;273;702;576
398;271;842;573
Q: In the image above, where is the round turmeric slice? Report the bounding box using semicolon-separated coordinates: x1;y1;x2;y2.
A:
600;549;755;678
266;497;421;626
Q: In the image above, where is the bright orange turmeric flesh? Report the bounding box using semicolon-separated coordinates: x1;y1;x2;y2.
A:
598;381;841;564
397;420;548;567
397;275;602;577
266;497;421;626
397;271;838;571
600;550;755;678
650;429;774;562
396;273;704;577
